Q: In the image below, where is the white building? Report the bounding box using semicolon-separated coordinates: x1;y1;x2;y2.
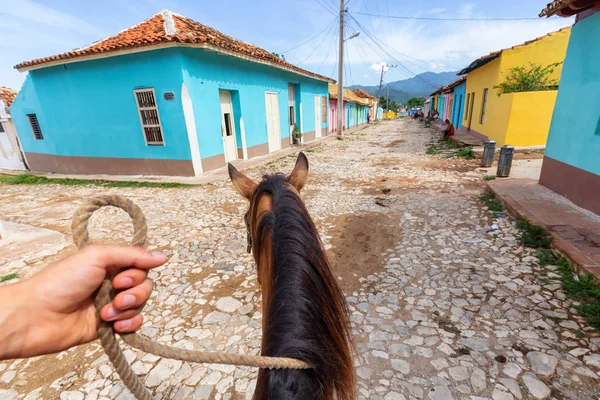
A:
0;87;27;171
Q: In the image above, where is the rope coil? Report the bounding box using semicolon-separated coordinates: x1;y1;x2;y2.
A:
71;195;311;400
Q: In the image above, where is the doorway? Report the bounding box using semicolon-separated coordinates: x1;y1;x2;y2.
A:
265;92;281;152
219;91;237;162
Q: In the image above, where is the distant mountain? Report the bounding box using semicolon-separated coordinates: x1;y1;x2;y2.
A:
349;71;459;105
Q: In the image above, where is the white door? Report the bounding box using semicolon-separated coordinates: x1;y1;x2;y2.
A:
314;95;321;138
265;92;281;153
219;91;237;162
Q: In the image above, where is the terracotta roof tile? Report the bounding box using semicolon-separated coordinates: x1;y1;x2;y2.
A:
458;26;571;75
0;87;18;108
352;88;375;99
540;0;597;17
15;11;334;83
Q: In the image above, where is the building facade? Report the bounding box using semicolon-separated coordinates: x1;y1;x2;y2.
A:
457;27;571;146
0;87;27;171
10;11;332;177
539;0;600;215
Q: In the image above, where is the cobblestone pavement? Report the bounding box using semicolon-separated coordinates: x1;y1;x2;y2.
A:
1;119;599;400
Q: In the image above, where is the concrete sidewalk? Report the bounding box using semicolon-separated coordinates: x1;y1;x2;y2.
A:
488;178;600;280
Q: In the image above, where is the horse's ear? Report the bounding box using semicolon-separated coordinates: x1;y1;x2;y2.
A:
228;163;257;200
289;152;309;192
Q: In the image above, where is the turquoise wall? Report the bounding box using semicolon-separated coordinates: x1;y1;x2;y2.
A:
11;47;329;163
11;48;190;160
451;82;466;129
545;12;600;176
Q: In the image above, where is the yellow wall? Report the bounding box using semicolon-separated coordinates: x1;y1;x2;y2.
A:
463;27;571;146
505;91;558;146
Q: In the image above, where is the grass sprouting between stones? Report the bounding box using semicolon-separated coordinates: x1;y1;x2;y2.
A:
516;218;553;248
0;273;19;282
0;174;191;188
538;249;600;330
483;175;496;181
479;192;504;213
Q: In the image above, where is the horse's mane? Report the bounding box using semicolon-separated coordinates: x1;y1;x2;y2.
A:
250;173;355;400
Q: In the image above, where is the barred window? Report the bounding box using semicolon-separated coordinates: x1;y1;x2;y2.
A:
27;114;44;140
134;89;164;145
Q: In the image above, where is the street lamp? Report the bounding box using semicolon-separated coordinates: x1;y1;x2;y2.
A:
344;31;360;42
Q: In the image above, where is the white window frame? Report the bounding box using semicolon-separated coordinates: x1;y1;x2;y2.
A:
134;88;165;146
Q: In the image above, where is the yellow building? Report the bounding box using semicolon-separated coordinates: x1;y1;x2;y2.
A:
458;26;571;146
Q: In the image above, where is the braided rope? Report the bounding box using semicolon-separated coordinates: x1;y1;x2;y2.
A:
71;195;311;400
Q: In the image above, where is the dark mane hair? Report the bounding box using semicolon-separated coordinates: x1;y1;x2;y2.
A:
250;173;355;400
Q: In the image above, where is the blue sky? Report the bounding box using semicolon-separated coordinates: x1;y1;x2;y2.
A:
0;0;573;91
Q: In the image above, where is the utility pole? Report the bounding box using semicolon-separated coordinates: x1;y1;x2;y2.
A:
386;85;389;118
377;65;385;102
336;0;345;137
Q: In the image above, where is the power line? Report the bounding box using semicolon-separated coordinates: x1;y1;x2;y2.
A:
347;15;463;72
353;11;548;21
317;22;339;73
314;0;338;16
349;14;439;88
297;20;338;65
345;42;354;85
282;16;338;55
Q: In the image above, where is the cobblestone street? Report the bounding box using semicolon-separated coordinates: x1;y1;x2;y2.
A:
1;119;599;400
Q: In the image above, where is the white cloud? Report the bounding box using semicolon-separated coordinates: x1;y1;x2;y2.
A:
369;62;390;73
1;0;105;36
425;8;446;14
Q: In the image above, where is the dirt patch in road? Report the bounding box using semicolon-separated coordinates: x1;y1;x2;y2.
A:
326;211;402;292
417;158;480;173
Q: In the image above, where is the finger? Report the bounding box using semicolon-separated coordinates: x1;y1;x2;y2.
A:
114;314;144;333
101;304;145;322
112;279;154;311
112;269;148;290
81;245;167;272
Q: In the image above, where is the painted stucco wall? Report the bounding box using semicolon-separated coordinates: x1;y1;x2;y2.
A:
180;48;328;159
463;27;570;144
451;82;466;128
544;12;600;176
11;48;190;161
11;47;330;171
504;91;557;146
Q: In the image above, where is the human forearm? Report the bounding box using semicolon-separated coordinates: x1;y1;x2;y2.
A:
0;282;31;360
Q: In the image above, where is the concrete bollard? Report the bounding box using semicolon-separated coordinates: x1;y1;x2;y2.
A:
482;140;496;167
496;145;514;177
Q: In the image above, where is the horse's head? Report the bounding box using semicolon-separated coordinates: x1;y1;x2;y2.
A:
227;152;309;255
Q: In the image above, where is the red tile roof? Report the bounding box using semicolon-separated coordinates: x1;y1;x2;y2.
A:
458;26;571;75
0;87;18;108
540;0;597;17
352;88;375;99
15;11;334;83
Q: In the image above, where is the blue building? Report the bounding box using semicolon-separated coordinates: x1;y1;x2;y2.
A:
538;0;600;215
448;76;467;129
11;11;333;176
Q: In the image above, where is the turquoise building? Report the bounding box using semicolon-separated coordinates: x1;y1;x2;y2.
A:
538;1;600;214
11;11;332;176
449;77;467;129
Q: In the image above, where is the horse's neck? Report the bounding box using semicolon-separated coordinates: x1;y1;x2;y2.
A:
257;234;274;345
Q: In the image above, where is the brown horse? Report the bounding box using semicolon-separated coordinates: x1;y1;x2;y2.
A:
228;152;355;400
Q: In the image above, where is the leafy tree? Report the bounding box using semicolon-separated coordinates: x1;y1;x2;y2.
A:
272;52;286;61
407;97;425;108
494;62;561;96
379;96;399;111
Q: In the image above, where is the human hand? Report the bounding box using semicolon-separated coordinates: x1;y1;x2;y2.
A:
0;245;167;360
